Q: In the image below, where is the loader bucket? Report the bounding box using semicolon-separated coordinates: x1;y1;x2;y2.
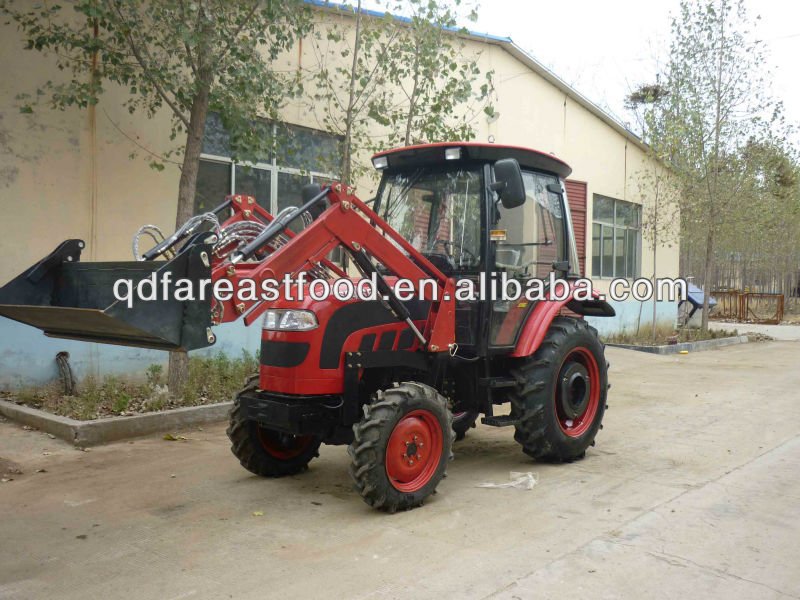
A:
0;238;215;351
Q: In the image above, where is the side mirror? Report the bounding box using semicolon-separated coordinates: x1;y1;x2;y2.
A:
491;158;525;209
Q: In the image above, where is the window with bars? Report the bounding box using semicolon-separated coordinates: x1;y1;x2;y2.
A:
591;195;641;279
194;112;342;216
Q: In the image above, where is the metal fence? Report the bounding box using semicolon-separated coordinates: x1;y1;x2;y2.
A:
711;290;785;324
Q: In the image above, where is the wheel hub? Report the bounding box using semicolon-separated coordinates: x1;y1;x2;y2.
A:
406;441;419;457
559;362;590;420
554;347;602;438
385;410;442;492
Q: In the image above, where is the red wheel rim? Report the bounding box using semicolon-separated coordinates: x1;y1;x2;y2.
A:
385;409;444;492
256;427;314;459
555;347;600;438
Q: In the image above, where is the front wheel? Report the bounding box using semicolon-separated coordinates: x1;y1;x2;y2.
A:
348;382;454;512
510;317;608;462
227;380;322;477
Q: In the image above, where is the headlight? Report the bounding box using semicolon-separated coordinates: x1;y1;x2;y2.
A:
263;309;318;331
444;147;461;160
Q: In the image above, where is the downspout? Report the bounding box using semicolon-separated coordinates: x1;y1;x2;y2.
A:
623;139;628;199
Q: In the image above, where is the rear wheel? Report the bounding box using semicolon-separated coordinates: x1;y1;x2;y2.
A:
510;317;608;462
227;378;322;477
348;382;454;512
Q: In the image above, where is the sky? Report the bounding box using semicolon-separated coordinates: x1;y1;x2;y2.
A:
362;0;800;142
469;0;800;140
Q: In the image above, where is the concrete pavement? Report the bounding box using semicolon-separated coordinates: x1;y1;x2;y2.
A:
1;339;798;599
711;321;800;341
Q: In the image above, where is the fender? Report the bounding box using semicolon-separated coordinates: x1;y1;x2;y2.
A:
510;289;615;358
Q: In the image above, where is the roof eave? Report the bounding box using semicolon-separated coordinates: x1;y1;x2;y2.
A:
503;43;648;152
309;1;649;153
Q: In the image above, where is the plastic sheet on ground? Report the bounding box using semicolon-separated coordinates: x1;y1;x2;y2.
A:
477;471;538;490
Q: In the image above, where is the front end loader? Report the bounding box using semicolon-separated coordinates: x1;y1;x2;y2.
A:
0;142;614;512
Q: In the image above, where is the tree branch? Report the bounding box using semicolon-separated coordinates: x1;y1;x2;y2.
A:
178;0;199;77
102;108;182;165
112;4;190;128
210;1;260;71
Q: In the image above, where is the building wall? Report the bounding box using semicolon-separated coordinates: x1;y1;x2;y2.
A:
0;10;679;388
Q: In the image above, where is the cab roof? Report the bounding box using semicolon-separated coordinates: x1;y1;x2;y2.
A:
372;142;572;178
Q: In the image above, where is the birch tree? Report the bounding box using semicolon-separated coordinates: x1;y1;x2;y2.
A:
636;0;782;330
310;0;401;185
375;0;493;148
2;0;311;392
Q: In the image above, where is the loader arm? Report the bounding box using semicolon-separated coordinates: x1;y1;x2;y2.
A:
0;185;454;352
212;185;456;352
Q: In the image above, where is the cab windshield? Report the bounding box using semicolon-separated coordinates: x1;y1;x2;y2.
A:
377;166;483;273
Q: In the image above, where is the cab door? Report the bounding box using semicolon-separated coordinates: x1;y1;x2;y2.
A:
488;170;568;349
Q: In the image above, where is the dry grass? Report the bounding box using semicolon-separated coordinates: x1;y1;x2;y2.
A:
603;324;739;347
7;351;258;421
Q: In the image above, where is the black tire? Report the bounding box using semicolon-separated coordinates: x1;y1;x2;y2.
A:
227;378;322;477
510;317;608;462
348;382;454;513
452;410;480;441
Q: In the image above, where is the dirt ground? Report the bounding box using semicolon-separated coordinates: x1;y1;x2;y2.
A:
1;338;799;600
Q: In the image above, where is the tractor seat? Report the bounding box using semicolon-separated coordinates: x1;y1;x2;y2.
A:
421;252;455;276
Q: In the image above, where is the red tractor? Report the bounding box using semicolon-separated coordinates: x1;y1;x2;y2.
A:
0;142;613;512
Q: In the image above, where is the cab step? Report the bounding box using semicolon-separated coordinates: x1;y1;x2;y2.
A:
481;415;519;427
478;377;517;389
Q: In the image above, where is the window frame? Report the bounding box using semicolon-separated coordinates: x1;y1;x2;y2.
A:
197;118;341;215
199;152;337;215
591;195;641;280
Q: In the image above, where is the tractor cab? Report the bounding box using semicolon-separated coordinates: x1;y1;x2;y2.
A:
371;142;581;353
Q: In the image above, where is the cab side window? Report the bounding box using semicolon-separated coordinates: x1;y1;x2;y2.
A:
494;171;565;279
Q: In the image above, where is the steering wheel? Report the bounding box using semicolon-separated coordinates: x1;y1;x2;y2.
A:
429;238;479;266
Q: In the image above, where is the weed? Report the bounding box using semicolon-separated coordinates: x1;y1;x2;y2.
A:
112;392;131;414
10;351;258;420
182;350;257;405
145;364;163;388
604;324;739;346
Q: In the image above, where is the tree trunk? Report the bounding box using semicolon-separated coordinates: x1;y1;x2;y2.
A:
701;7;723;333
341;0;362;186
700;227;714;332
168;82;211;396
652;190;659;341
403;43;421;146
167;350;190;397
652;230;658;342
175;85;211;227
